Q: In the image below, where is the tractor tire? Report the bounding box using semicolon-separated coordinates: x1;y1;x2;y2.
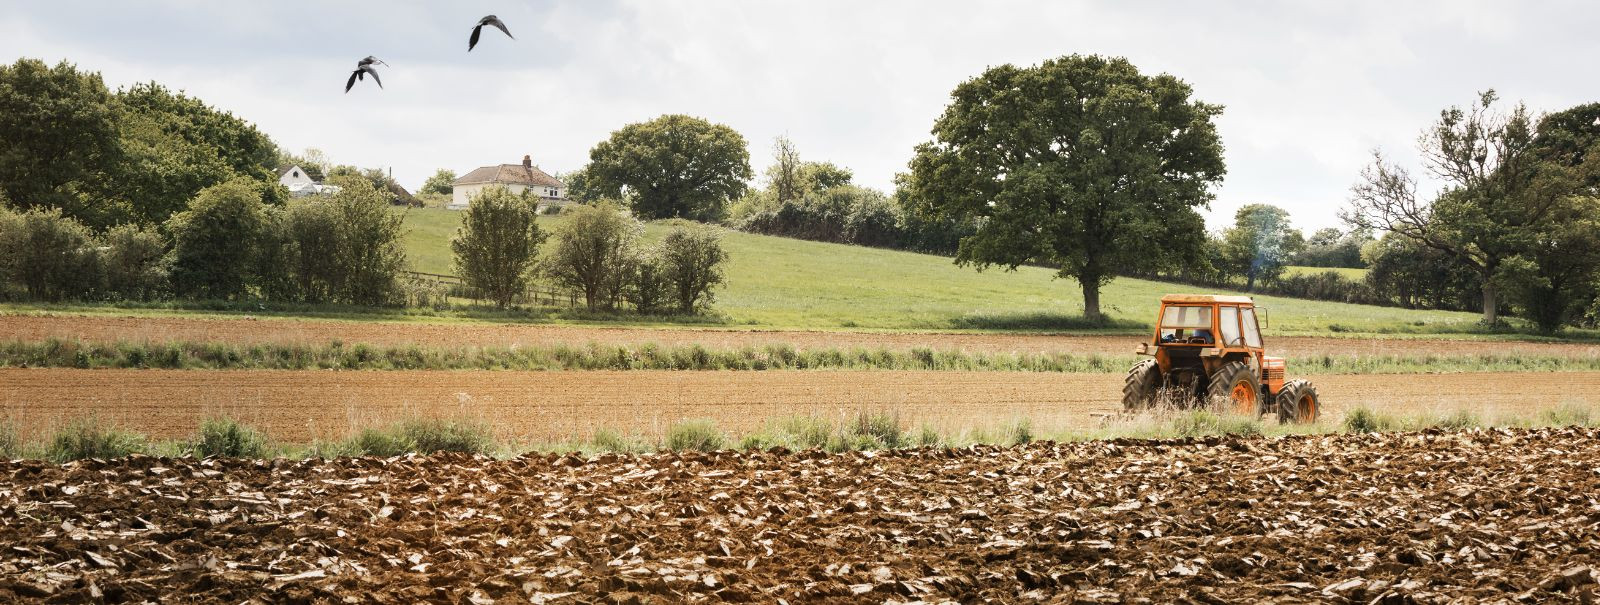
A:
1206;361;1263;417
1276;379;1320;424
1122;359;1161;411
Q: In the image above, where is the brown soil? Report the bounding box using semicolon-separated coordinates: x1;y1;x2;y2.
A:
2;429;1598;603
4;368;1597;444
7;314;1600;358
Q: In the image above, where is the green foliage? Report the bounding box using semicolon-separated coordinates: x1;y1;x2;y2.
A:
419;169;456;195
1004;418;1034;446
0;205;102;301
46;418;147;461
112;82;280;224
849;411;905;449
350;427;413;457
541;202;641;310
664;419;727;452
191;417;272;458
1540;403;1597;428
1220;204;1304;290
1431;410;1482;431
586;114;753;221
626;247;672;314
166;178;270;300
0;58;121;227
402;418;494;455
1342;407;1391;434
1168;411;1263;438
656;222;729;313
589;428;645;453
100;223;169;301
451;186;546;308
1292;228;1371;269
0;420;17;459
905;54;1225;319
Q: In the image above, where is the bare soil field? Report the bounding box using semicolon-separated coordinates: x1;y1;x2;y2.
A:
3;369;1596;444
3;428;1598;603
5;314;1599;358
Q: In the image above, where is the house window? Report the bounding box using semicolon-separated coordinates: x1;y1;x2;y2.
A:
293;170;300;178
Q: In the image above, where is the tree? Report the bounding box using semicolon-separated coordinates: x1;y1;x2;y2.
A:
586;114;753;221
451;186;546;308
904;54;1225;319
166;178;269;300
558;165;604;204
627;248;672;314
325;175;408;305
542;202;641;311
420;169;456;195
1502;101;1600;332
0;205;101;301
1293;227;1370;268
769;136;803;205
100;223;168;301
0;59;120;227
1345;91;1567;325
1220;204;1304;290
657;222;729;313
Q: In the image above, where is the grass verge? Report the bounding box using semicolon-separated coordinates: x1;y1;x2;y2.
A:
7;338;1600;375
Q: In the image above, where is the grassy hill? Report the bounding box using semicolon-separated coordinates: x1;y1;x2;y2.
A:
398;208;1485;335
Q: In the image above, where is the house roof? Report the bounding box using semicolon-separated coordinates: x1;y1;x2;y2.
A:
277;165;303;177
454;164;565;188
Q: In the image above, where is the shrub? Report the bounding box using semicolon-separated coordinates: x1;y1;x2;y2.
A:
402;417;494;455
0;205;102;301
0;420;17;459
452;185;546;308
1342;406;1391;433
1541;403;1596;428
1431;410;1482;431
1005;418;1035;446
542;202;641;311
777;416;834;450
656;222;728;314
350;427;413;457
590;428;643;453
627;247;673;314
850;411;904;449
46;419;147;461
915;424;943;447
190;417;272;458
665;419;726;452
100;223;169;300
166;178;269;300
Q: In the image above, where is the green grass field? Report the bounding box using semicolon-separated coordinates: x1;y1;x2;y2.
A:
387;208;1492;335
1284;265;1369;280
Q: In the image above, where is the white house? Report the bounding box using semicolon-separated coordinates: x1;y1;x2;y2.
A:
450;155;567;210
278;164;340;198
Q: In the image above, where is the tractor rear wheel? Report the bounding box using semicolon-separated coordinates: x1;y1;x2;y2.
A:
1276;379;1320;424
1206;361;1263;417
1122;359;1160;411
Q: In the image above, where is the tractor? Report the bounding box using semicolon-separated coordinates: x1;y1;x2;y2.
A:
1123;294;1319;423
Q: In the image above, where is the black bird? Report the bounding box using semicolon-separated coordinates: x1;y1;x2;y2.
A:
345;56;386;93
469;15;514;51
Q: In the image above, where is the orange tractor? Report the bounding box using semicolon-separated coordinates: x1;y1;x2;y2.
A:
1123;294;1319;423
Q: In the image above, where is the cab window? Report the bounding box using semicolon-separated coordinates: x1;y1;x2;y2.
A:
1241;307;1263;348
1218;306;1243;347
1158;305;1213;344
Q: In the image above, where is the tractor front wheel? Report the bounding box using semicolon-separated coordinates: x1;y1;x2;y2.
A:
1276;379;1320;424
1122;359;1160;411
1206;361;1263;417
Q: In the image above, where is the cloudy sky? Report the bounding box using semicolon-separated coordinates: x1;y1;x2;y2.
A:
3;1;1597;231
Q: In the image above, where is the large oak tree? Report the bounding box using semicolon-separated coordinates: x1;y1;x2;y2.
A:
904;54;1225;319
586;114;752;221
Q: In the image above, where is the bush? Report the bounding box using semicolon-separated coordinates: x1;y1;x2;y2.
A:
0;205;102;301
350;427;413;457
1342;406;1391;433
46;419;147;461
850;411;904;449
100;223;169;300
1541;403;1596;428
590;428;644;453
0;420;17;459
190;417;272;458
665;419;726;452
452;186;546;308
657;222;728;314
402;417;494;455
542;202;641;311
166;178;269;300
1431;410;1481;431
627;248;673;314
1004;418;1034;446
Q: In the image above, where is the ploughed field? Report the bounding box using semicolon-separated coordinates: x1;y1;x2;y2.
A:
5;369;1600;444
3;428;1599;603
6;314;1599;358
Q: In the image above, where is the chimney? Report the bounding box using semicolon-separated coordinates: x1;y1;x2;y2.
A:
522;155;532;169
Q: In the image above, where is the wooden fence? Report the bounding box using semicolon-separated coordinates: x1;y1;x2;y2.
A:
403;271;581;307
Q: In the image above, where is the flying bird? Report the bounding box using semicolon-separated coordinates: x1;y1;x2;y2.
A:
469;15;514;51
345;56;386;93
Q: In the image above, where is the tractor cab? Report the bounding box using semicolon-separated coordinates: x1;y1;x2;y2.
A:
1125;294;1316;422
